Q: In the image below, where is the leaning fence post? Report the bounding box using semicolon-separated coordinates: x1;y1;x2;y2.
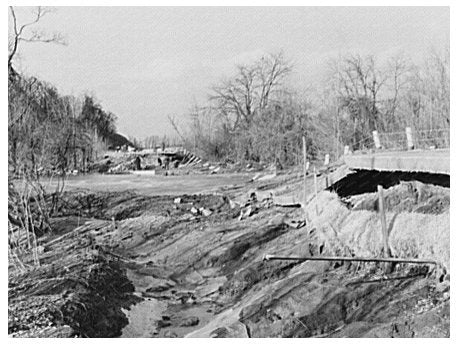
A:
372;130;381;149
302;136;307;211
377;185;390;258
314;166;319;215
406;127;414;150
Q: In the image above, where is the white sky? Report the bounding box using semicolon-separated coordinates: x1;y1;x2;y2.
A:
10;6;449;139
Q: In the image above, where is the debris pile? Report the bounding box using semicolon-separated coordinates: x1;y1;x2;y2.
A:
8;228;139;337
237;191;274;221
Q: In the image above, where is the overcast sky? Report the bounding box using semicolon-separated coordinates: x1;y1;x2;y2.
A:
10;6;449;139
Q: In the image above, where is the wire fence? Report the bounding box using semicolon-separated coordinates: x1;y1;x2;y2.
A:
411;128;450;150
354;127;450;153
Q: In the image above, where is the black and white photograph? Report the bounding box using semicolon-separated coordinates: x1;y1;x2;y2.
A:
7;3;451;339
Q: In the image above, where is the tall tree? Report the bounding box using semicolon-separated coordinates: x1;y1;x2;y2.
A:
8;6;66;70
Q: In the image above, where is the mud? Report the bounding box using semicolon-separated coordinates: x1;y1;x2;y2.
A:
9;170;450;338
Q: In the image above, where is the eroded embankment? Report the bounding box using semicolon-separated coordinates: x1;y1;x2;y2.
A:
8;243;139;337
9;177;450;338
186;181;449;337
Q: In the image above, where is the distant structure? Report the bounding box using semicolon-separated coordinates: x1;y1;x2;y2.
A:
106;132;138;152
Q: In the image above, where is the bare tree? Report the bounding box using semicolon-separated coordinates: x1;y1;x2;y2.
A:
211;52;291;132
330;54;398;149
8;6;66;69
167;115;186;144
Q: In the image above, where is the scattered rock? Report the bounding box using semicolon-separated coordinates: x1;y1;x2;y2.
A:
436;282;449;293
163;330;178;338
210;166;221;174
180;316;199;327
157;319;171;328
285;219;306;229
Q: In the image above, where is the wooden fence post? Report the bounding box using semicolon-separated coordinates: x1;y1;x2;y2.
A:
377;185;390;258
324;154;330;188
372;130;381;149
314;166;319;215
302;136;307;210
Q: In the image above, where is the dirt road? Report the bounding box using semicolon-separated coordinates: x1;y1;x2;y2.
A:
42;173;255;196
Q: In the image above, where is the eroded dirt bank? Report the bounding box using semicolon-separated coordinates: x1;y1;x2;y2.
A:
8;175;450;338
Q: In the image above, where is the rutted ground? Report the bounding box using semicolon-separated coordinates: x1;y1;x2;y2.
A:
8;173;450;338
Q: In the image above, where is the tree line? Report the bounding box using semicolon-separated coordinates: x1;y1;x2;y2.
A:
8;6;121;258
9;71;118;178
176;50;449;167
8;6;118;179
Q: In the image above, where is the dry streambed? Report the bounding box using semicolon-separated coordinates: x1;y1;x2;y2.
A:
8;178;450;338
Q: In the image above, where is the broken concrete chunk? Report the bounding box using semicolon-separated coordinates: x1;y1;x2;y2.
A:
229;199;240;209
201;208;213;217
238;205;253;221
181;213;195;221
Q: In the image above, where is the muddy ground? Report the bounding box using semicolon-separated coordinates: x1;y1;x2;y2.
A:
8;171;450;338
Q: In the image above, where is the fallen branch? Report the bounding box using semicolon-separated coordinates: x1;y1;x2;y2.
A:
274;203;302;208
